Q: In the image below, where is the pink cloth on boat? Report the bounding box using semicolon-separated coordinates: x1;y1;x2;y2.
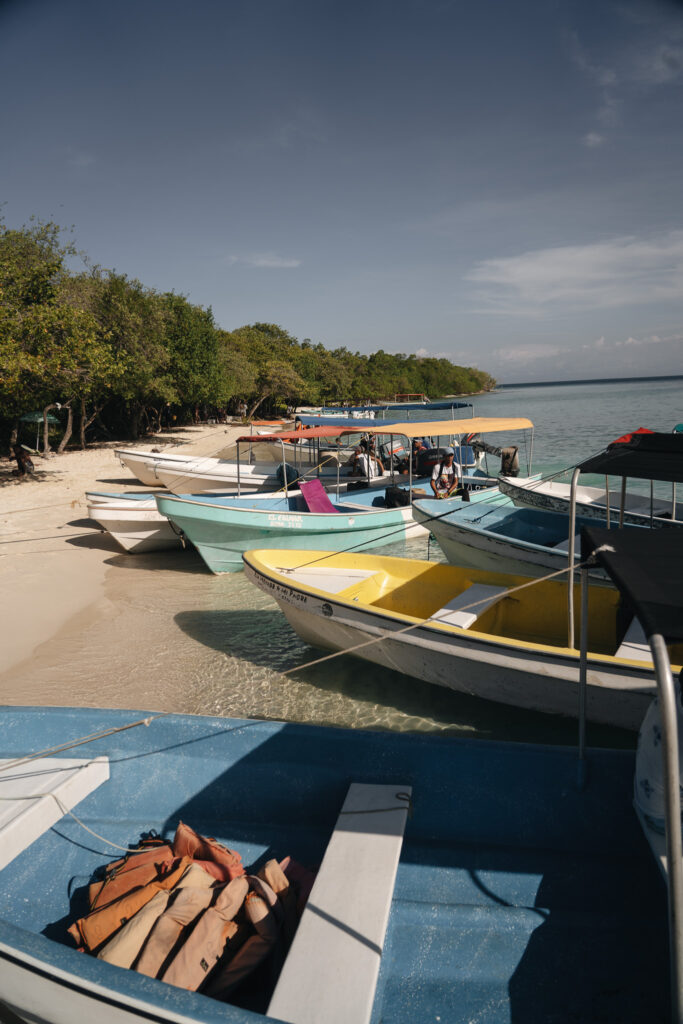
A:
298;479;338;514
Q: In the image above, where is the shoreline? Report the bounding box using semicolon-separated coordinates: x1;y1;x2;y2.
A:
0;424;245;677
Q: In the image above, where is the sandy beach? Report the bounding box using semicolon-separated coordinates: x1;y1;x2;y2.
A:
0;423;245;679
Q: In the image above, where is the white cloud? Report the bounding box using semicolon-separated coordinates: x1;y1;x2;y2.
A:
490;344;563;364
582;132;605;148
466;230;683;316
634;44;683;85
228;252;301;269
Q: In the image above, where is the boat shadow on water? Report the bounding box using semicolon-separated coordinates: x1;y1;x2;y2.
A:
12;712;665;1023
174;608;636;749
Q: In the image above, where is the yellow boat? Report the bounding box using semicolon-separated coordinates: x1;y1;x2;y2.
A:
243;548;683;730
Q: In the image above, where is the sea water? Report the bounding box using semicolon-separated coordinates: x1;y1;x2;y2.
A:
5;376;681;746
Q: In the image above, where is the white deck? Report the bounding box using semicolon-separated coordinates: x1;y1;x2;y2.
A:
268;782;411;1024
0;756;109;871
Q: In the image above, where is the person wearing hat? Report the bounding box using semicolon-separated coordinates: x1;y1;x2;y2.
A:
430;447;461;499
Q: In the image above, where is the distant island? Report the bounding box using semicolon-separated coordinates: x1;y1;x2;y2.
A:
499;374;683;389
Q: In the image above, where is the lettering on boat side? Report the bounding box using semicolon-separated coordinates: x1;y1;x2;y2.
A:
259;577;308;604
267;514;303;529
321;603;333;617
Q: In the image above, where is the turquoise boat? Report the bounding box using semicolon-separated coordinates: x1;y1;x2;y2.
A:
155;481;430;574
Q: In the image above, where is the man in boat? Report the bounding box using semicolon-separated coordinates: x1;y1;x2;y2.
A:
349;439;384;480
430;447;460;499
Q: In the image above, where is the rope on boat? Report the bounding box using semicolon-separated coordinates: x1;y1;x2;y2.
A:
0;713;171;773
0;790;150;853
282;547;614;677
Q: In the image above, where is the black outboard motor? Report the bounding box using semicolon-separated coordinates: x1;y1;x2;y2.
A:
416;446;449;476
276;463;299;487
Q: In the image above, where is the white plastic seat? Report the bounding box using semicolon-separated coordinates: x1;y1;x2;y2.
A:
428;583;507;629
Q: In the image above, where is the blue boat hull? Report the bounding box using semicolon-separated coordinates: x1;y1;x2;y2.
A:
0;706;668;1023
155;492;420;573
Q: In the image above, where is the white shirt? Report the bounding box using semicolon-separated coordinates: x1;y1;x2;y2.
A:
431;459;461;492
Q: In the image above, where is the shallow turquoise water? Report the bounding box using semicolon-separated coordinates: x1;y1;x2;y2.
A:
6;377;680;747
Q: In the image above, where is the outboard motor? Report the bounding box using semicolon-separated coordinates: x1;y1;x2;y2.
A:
276;463;299;487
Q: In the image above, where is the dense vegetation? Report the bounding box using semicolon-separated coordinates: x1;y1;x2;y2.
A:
0;219;496;450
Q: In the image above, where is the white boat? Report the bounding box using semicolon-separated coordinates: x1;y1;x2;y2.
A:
242;547;681;730
87;497;184;553
498;475;682;527
115;449;205;486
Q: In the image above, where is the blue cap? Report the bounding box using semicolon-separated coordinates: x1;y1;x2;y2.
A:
444;447;454;456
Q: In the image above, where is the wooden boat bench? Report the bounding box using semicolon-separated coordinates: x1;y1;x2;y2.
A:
428;583;508;630
267;782;411;1024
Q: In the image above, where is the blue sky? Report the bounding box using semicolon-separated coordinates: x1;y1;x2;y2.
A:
2;0;683;383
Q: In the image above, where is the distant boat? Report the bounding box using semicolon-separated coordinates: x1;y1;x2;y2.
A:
0;703;671;1023
242;547;678;729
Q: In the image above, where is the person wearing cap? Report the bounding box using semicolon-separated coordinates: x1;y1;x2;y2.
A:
430;447;461;499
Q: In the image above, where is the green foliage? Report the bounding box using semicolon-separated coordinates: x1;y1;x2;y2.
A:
0;218;496;447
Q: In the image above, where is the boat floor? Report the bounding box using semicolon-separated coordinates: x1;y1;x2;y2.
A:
0;709;668;1023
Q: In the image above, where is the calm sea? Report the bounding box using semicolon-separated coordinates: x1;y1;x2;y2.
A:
7;377;681;748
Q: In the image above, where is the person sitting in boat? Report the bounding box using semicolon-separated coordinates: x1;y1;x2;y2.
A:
349;439;384;479
290;417;306;445
430;447;460;499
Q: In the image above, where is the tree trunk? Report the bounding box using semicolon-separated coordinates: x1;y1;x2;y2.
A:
42;403;59;455
56;401;73;453
247;392;270;419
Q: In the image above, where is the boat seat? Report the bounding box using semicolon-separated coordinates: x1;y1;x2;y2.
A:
428;583;508;630
615;617;652;663
0;756;109;871
552;534;580;553
267;782;411;1024
299;479;338;514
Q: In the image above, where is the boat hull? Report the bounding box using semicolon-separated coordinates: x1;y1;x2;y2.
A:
156;494;425;572
413;499;611;583
88;506;183;553
0;705;668;1024
243;551;657;730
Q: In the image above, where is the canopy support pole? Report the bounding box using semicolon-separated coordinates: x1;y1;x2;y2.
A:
528;428;534;475
280;440;288;497
237;441;241;497
619;478;626;528
605;477;610;529
567;466;581;649
577;563;589;789
649;632;683;1024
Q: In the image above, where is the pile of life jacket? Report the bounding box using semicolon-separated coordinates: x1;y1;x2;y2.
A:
67;822;315;1001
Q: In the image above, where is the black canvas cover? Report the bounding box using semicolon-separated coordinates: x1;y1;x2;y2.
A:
577;431;683;483
581;526;683;641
